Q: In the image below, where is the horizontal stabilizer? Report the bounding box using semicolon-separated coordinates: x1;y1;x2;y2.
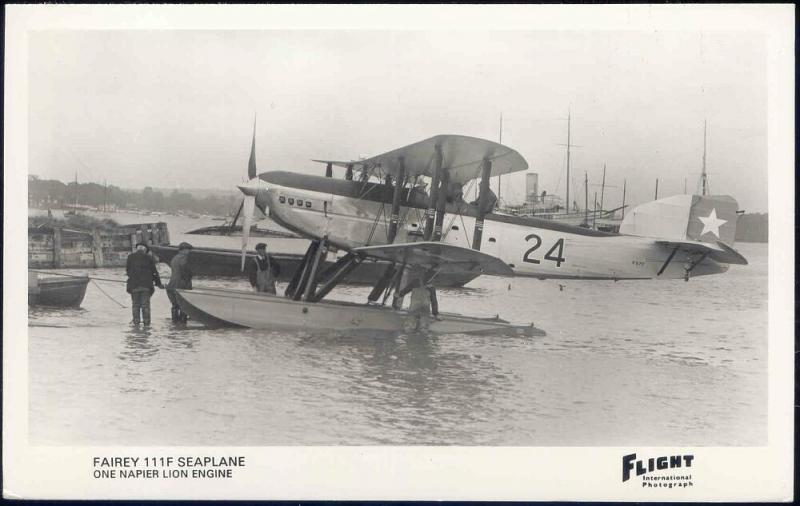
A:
656;240;748;265
354;241;514;277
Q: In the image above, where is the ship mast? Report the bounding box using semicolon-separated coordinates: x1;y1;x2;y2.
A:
701;120;709;196
566;110;571;212
558;108;580;214
583;171;588;225
600;164;606;212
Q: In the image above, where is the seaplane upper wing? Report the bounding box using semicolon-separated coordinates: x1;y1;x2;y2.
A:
354;241;514;277
314;135;528;185
656;240;748;265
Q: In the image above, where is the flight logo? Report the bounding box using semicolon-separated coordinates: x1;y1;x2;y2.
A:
622;453;694;488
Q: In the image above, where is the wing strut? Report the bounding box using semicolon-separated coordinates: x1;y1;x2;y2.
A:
386;156;407;242
423;144;443;240
433;166;450;240
472;158;493;250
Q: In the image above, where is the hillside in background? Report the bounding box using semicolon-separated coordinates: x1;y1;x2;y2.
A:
735;213;768;243
28;175;241;216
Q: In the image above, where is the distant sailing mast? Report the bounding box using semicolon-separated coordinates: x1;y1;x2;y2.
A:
558;109;580;213
565;111;571;212
583;171;589;225
700;120;710;196
599;164;606;212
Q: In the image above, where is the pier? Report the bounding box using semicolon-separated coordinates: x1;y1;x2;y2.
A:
28;222;170;269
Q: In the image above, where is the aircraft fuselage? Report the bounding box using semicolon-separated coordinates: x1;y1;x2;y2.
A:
252;172;727;280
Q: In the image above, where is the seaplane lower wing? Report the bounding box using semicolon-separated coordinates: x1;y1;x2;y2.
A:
656;240;748;265
354;242;514;277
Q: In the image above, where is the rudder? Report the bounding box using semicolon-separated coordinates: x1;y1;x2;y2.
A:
686;195;740;245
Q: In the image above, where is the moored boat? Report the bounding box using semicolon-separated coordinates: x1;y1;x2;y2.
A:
28;271;89;307
150;244;477;287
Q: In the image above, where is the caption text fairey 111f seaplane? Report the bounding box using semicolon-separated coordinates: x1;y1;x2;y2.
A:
175;134;747;337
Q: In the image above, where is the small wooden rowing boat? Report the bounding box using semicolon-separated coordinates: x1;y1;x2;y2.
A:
28;271;89;307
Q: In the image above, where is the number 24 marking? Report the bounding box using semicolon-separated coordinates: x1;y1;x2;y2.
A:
523;234;566;267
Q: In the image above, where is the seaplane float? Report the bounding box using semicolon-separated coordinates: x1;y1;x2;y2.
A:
175;131;748;336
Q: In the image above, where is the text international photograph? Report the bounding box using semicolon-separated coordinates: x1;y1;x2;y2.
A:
3;4;795;502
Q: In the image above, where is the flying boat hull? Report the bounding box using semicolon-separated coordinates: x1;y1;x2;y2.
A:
175;287;544;337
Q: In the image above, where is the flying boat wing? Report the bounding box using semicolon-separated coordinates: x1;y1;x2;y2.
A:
656;240;748;265
354;241;514;277
315;135;528;185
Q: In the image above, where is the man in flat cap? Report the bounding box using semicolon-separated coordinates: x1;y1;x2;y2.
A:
247;242;280;294
166;242;193;322
126;241;163;326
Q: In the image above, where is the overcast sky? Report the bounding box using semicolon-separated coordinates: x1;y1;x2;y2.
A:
28;30;767;211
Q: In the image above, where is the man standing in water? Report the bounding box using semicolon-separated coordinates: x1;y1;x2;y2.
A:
247;242;280;294
166;242;193;322
126;241;163;326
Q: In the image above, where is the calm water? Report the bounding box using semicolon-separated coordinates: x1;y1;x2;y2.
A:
28;212;767;446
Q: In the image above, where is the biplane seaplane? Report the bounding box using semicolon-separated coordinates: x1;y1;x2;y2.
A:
174;135;547;336
174;134;747;336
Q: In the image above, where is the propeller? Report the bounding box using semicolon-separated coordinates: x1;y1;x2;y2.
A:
227;115;258;234
248;114;257;179
239;114;258;271
240;193;255;271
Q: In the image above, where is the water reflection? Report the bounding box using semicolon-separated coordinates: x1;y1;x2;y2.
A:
29;306;89;328
162;327;198;351
295;332;514;444
119;327;159;363
26;243;768;446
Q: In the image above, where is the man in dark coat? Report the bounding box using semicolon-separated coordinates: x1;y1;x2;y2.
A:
247;243;280;294
126;241;164;325
166;242;193;322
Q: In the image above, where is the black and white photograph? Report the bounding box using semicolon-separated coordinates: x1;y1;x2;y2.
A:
4;4;794;501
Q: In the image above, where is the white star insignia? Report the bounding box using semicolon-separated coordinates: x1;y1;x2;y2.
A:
698;208;727;238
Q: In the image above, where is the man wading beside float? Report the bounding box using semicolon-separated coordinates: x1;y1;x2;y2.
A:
247;242;280;294
167;242;193;322
125;241;164;326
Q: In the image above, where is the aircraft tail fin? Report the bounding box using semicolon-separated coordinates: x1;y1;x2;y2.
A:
620;194;741;245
